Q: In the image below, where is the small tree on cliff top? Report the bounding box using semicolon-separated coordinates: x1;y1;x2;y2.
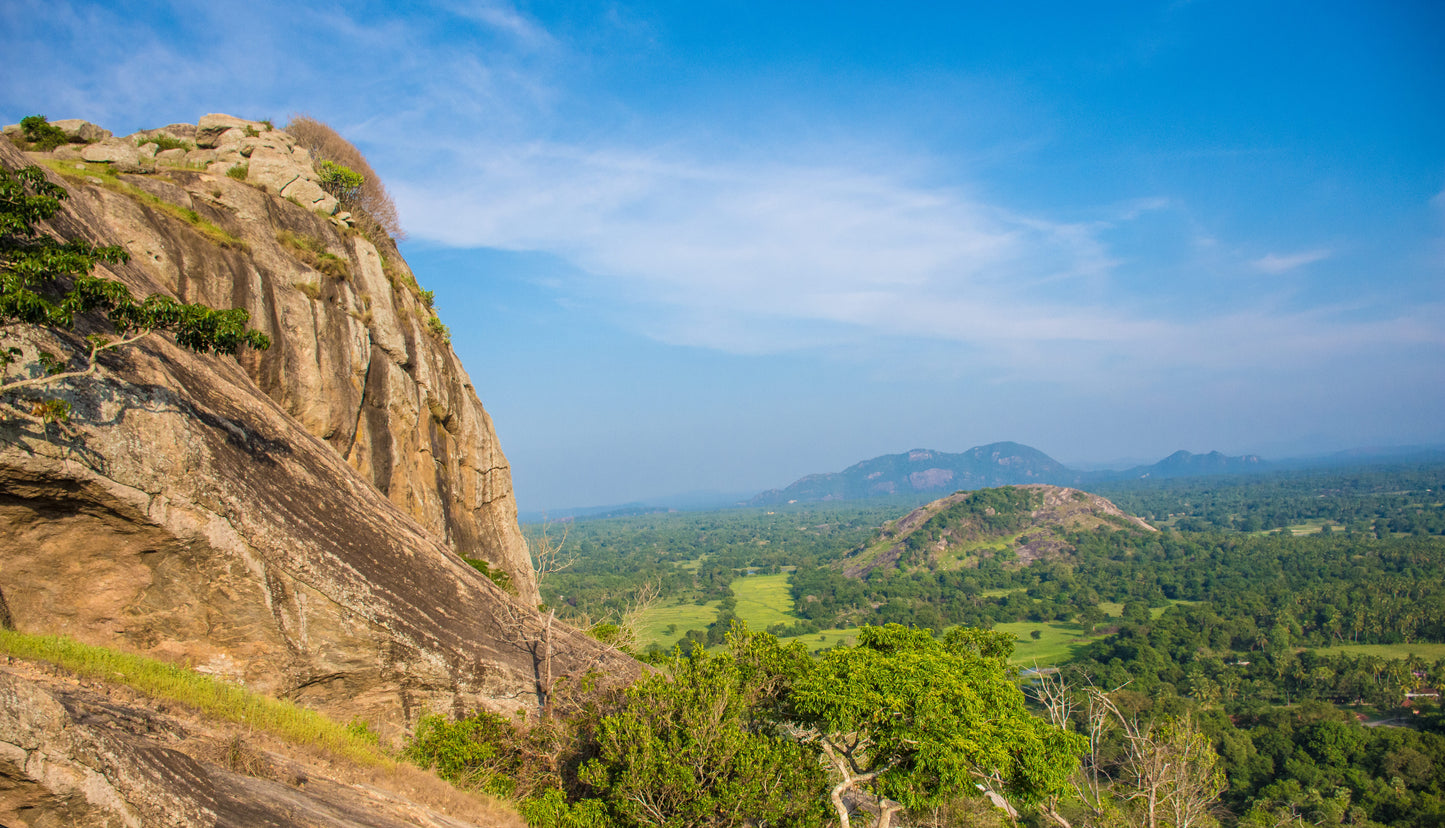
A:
1;163;269;423
286;114;404;242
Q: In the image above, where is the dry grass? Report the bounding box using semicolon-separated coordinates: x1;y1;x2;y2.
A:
285;114;404;243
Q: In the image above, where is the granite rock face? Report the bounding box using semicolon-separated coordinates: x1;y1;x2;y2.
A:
0;123;632;738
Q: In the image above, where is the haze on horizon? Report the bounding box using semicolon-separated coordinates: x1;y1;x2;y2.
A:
3;1;1442;512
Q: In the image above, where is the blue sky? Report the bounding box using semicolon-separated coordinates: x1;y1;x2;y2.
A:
4;1;1443;510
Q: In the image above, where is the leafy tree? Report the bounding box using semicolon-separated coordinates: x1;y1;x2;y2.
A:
789;624;1085;828
579;634;829;828
1;164;269;423
316;159;364;203
18;116;72;152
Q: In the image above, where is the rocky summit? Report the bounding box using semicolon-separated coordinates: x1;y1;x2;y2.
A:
0;116;638;825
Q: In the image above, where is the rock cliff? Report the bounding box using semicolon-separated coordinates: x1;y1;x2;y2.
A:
0;118;636;739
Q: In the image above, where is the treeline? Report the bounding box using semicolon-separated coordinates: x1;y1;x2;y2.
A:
1094;464;1445;534
790;531;1445;644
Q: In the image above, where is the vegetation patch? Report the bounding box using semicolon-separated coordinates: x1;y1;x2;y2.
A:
991;620;1105;667
0;629;393;768
729;572;800;631
13;115;82;152
277;229;349;280
635;600;721;650
138;134;193;152
41;159;245;249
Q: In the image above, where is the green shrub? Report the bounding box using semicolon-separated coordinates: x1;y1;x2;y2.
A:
426;313;451;343
139;134;193;152
404;712;522;796
462;557;514;593
316;160;364;202
226;163;248;180
19;115;71;151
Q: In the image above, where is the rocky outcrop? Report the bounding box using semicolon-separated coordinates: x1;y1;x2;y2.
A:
0;122;634;735
0;661;521;827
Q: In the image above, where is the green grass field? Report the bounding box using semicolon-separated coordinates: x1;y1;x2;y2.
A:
1308;642;1445;661
635;600;721;650
992;621;1107;667
731;573;800;630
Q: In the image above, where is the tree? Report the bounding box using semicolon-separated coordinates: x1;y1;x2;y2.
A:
578;635;830;828
1;163;269;423
789;625;1086;828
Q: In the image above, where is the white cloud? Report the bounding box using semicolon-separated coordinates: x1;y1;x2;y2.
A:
1251;249;1331;274
394;141;1139;354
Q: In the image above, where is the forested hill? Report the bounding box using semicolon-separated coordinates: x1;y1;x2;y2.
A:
838;484;1154;577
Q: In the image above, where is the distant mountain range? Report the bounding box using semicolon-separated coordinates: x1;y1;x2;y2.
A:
749;442;1269;506
522;443;1445;521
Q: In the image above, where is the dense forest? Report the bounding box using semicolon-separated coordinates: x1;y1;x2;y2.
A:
409;462;1445;827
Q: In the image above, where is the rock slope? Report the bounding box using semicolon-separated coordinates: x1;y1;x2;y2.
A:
0;661;521;827
0;119;636;738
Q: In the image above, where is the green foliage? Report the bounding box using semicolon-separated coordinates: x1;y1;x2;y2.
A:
139;134;193;152
426;312;450;343
462;556;516;594
1;163;269;421
317;159;365;202
19;115;71;152
405;712;523;796
226;163;248;180
794;624;1085;812
579;633;831;828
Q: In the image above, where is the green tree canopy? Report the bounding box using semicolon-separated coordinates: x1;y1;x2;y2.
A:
790;624;1086;828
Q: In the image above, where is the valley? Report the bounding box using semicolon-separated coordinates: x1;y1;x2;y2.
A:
533;460;1445;827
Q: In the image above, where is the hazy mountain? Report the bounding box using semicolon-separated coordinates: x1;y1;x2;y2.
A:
752;444;1285;505
1114;449;1267;480
749;442;1081;506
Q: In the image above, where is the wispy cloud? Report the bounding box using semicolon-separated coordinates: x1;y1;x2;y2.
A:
1251;249;1332;274
395;141;1138;354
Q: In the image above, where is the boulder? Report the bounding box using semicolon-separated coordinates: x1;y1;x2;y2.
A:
244;145;301;193
80;138;146;171
0;130;614;737
196;114;267;148
49;118;112;142
155;147;188;165
281;176;340;215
